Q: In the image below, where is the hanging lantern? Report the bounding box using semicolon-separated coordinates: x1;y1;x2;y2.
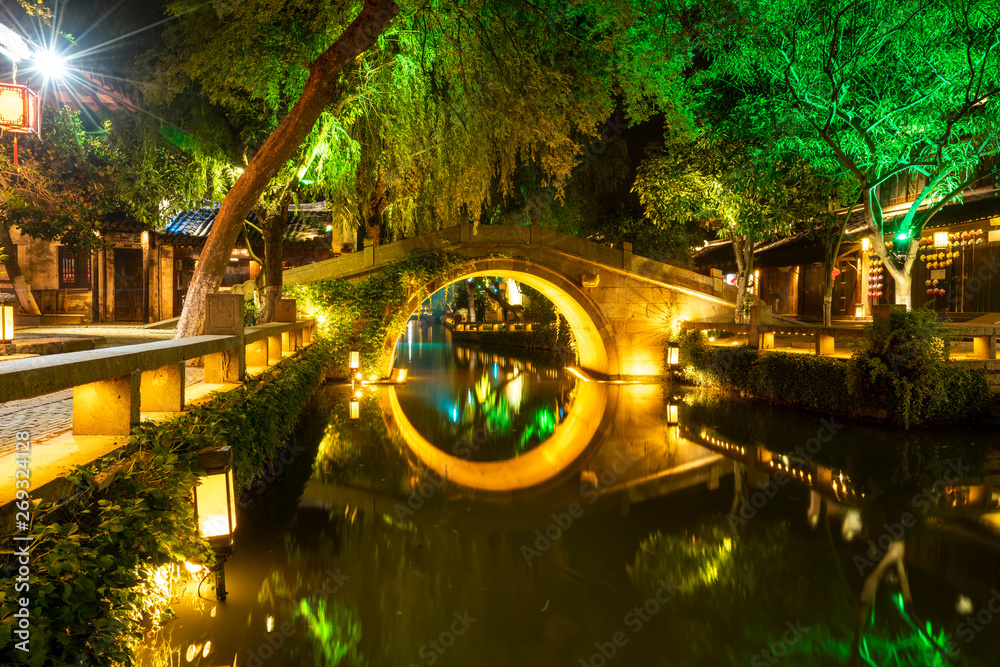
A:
1;302;14;343
0;83;40;135
193;445;237;600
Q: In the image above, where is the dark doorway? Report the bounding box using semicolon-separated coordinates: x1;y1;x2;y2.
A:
114;248;144;322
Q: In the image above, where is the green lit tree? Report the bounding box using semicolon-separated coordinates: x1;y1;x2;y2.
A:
633;133;817;322
711;0;1000;308
162;0;617;337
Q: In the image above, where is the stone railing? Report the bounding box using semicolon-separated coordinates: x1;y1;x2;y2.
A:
441;315;540;333
0;294;316;437
680;304;998;359
283;222;738;305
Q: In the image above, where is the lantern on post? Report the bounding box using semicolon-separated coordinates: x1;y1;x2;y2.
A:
193;445;237;601
666;342;680;369
854;304;865;319
0;82;40;169
1;300;14;343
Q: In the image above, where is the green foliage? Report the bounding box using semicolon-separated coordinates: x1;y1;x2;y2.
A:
709;0;1000;283
286;250;470;375
0;342;332;666
243;298;261;327
679;313;993;427
848;308;993;428
0;108;116;252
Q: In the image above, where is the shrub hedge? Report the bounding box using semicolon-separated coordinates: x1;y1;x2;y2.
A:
677;312;993;428
0;341;332;666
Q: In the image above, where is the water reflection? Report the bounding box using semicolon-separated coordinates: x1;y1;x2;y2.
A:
141;348;1000;667
393;328;576;461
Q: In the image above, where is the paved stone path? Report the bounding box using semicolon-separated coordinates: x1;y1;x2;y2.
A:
0;325;184;456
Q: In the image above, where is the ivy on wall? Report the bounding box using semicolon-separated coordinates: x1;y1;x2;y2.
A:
0;341;332;666
285;250;471;375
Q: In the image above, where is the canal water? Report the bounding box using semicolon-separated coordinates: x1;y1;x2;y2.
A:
143;328;1000;667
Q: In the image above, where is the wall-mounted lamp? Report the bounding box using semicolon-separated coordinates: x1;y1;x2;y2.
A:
861;237;870;252
934;231;949;248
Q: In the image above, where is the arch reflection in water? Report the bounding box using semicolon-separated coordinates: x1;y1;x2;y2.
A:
393;338;578;462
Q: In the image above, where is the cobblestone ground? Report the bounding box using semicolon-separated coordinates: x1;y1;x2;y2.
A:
0;325;198;456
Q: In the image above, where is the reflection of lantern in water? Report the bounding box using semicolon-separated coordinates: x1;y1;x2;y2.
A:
666;402;679;425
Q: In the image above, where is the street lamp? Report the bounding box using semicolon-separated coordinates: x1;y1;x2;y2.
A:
1;301;14;343
193;445;236;601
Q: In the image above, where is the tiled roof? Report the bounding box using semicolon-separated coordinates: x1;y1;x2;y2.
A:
45;68;140;113
161;204;333;247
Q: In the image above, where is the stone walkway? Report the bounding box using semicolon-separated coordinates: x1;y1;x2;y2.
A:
0;368;205;457
0;325;181;456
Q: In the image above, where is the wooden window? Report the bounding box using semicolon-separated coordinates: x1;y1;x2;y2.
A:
58;247;91;288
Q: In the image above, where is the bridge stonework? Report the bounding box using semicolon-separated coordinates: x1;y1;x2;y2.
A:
284;224;738;378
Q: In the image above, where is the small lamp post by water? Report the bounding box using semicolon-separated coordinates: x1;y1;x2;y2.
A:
193;445;236;601
666;342;680;369
0;301;14;343
349;348;361;388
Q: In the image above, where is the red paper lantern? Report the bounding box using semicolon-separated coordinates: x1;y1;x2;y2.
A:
0;83;41;135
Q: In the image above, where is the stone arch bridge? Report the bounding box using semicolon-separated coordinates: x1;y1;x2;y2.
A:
283;224;737;379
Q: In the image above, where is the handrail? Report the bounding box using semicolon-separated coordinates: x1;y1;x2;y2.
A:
0;335;236;404
679;319;998;359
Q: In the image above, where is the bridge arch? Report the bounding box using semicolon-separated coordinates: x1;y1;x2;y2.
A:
386;380;614;493
382;257;620;378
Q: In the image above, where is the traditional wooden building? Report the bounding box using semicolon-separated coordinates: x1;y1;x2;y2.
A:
696;187;1000;322
1;204;341;324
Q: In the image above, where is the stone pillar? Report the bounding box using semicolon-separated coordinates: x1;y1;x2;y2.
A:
622;242;633;272
245;339;268;367
748;303;772;349
267;335;282;364
140;363;185;412
73;373;140;435
871;303;895;324
973;335;998;360
815;334;836;356
203;293;245;383
274;298;296;322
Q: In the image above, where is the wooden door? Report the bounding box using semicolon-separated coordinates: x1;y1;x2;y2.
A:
114;248;144;322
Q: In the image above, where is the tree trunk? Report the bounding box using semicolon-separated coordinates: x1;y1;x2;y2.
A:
731;233;754;324
259;208;287;323
465;281;477;323
174;0;399;338
862;192;917;310
0;221;40;315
